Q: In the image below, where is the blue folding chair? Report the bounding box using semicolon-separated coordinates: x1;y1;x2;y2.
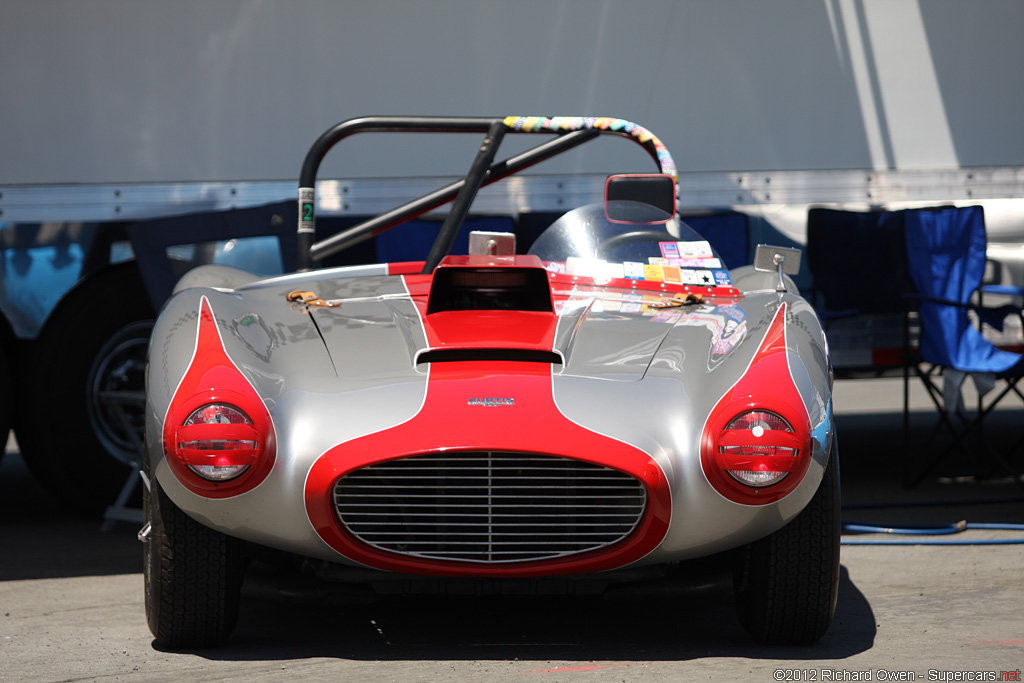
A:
902;205;1024;486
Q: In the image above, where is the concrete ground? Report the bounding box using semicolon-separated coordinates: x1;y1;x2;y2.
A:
1;377;1023;682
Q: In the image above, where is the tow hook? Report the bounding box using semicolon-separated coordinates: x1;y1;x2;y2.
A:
138;522;152;542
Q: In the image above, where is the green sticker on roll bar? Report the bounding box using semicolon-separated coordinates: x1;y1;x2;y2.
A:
298;187;315;234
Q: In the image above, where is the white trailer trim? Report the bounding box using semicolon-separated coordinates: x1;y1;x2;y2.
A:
4;168;1024;224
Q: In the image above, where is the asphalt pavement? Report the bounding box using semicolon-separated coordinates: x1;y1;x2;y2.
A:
1;376;1023;682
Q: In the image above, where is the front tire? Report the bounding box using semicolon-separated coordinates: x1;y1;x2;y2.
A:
144;478;243;649
733;438;841;645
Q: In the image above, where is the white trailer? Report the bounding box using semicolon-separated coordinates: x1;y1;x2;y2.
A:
2;0;1023;510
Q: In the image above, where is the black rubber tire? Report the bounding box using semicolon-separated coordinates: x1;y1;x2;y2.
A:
733;439;841;645
144;478;243;649
15;264;154;515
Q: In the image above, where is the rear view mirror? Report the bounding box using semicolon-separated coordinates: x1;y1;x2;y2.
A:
605;174;676;222
754;244;802;294
754;244;802;274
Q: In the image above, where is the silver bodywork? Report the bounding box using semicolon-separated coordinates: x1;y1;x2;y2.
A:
146;259;833;571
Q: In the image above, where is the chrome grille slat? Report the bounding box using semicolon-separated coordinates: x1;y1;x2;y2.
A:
346;469;629;475
333;451;647;564
337;494;643;499
337;519;637;525
352;532;626;540
336;503;644;508
341;482;639;487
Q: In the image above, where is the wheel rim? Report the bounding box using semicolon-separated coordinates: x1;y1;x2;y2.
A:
87;320;154;466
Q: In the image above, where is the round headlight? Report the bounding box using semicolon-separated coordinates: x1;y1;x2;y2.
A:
721;411;796;488
178;403;259;481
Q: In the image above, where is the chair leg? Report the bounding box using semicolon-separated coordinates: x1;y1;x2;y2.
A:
903;353;912;487
904;364;970;487
913;374;1024;486
903;363;1012;487
967;376;1024;485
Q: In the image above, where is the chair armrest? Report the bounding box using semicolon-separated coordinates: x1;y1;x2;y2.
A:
904;291;1023;332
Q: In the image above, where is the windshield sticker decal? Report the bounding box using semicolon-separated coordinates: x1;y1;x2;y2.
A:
624;262;645;279
543;256;737;292
544;260;566;274
678;240;715;258
651;256;724;269
660;242;681;259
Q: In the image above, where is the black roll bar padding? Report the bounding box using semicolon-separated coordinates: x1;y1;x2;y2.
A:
298;116;505;190
296;116;669;271
297;117;501;271
308;128;601;262
421;120;507;274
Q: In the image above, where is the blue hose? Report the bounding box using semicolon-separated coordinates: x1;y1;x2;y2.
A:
843;538;1024;545
843;496;1024;511
841;521;1024;545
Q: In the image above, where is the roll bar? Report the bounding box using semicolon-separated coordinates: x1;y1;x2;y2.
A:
296;116;678;272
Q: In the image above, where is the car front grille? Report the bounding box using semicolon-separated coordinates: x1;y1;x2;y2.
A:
333;452;647;564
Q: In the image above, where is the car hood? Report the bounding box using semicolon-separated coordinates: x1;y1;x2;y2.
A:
160;266;827;433
294;274;765;386
308;295;687;383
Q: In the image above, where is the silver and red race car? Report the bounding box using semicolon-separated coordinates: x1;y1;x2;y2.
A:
142;116;839;648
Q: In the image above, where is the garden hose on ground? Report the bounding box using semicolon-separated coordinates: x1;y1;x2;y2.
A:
841;521;1024;545
840;497;1024;545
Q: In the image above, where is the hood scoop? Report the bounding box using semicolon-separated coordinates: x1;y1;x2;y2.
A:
426;255;553;315
419;255;560;363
